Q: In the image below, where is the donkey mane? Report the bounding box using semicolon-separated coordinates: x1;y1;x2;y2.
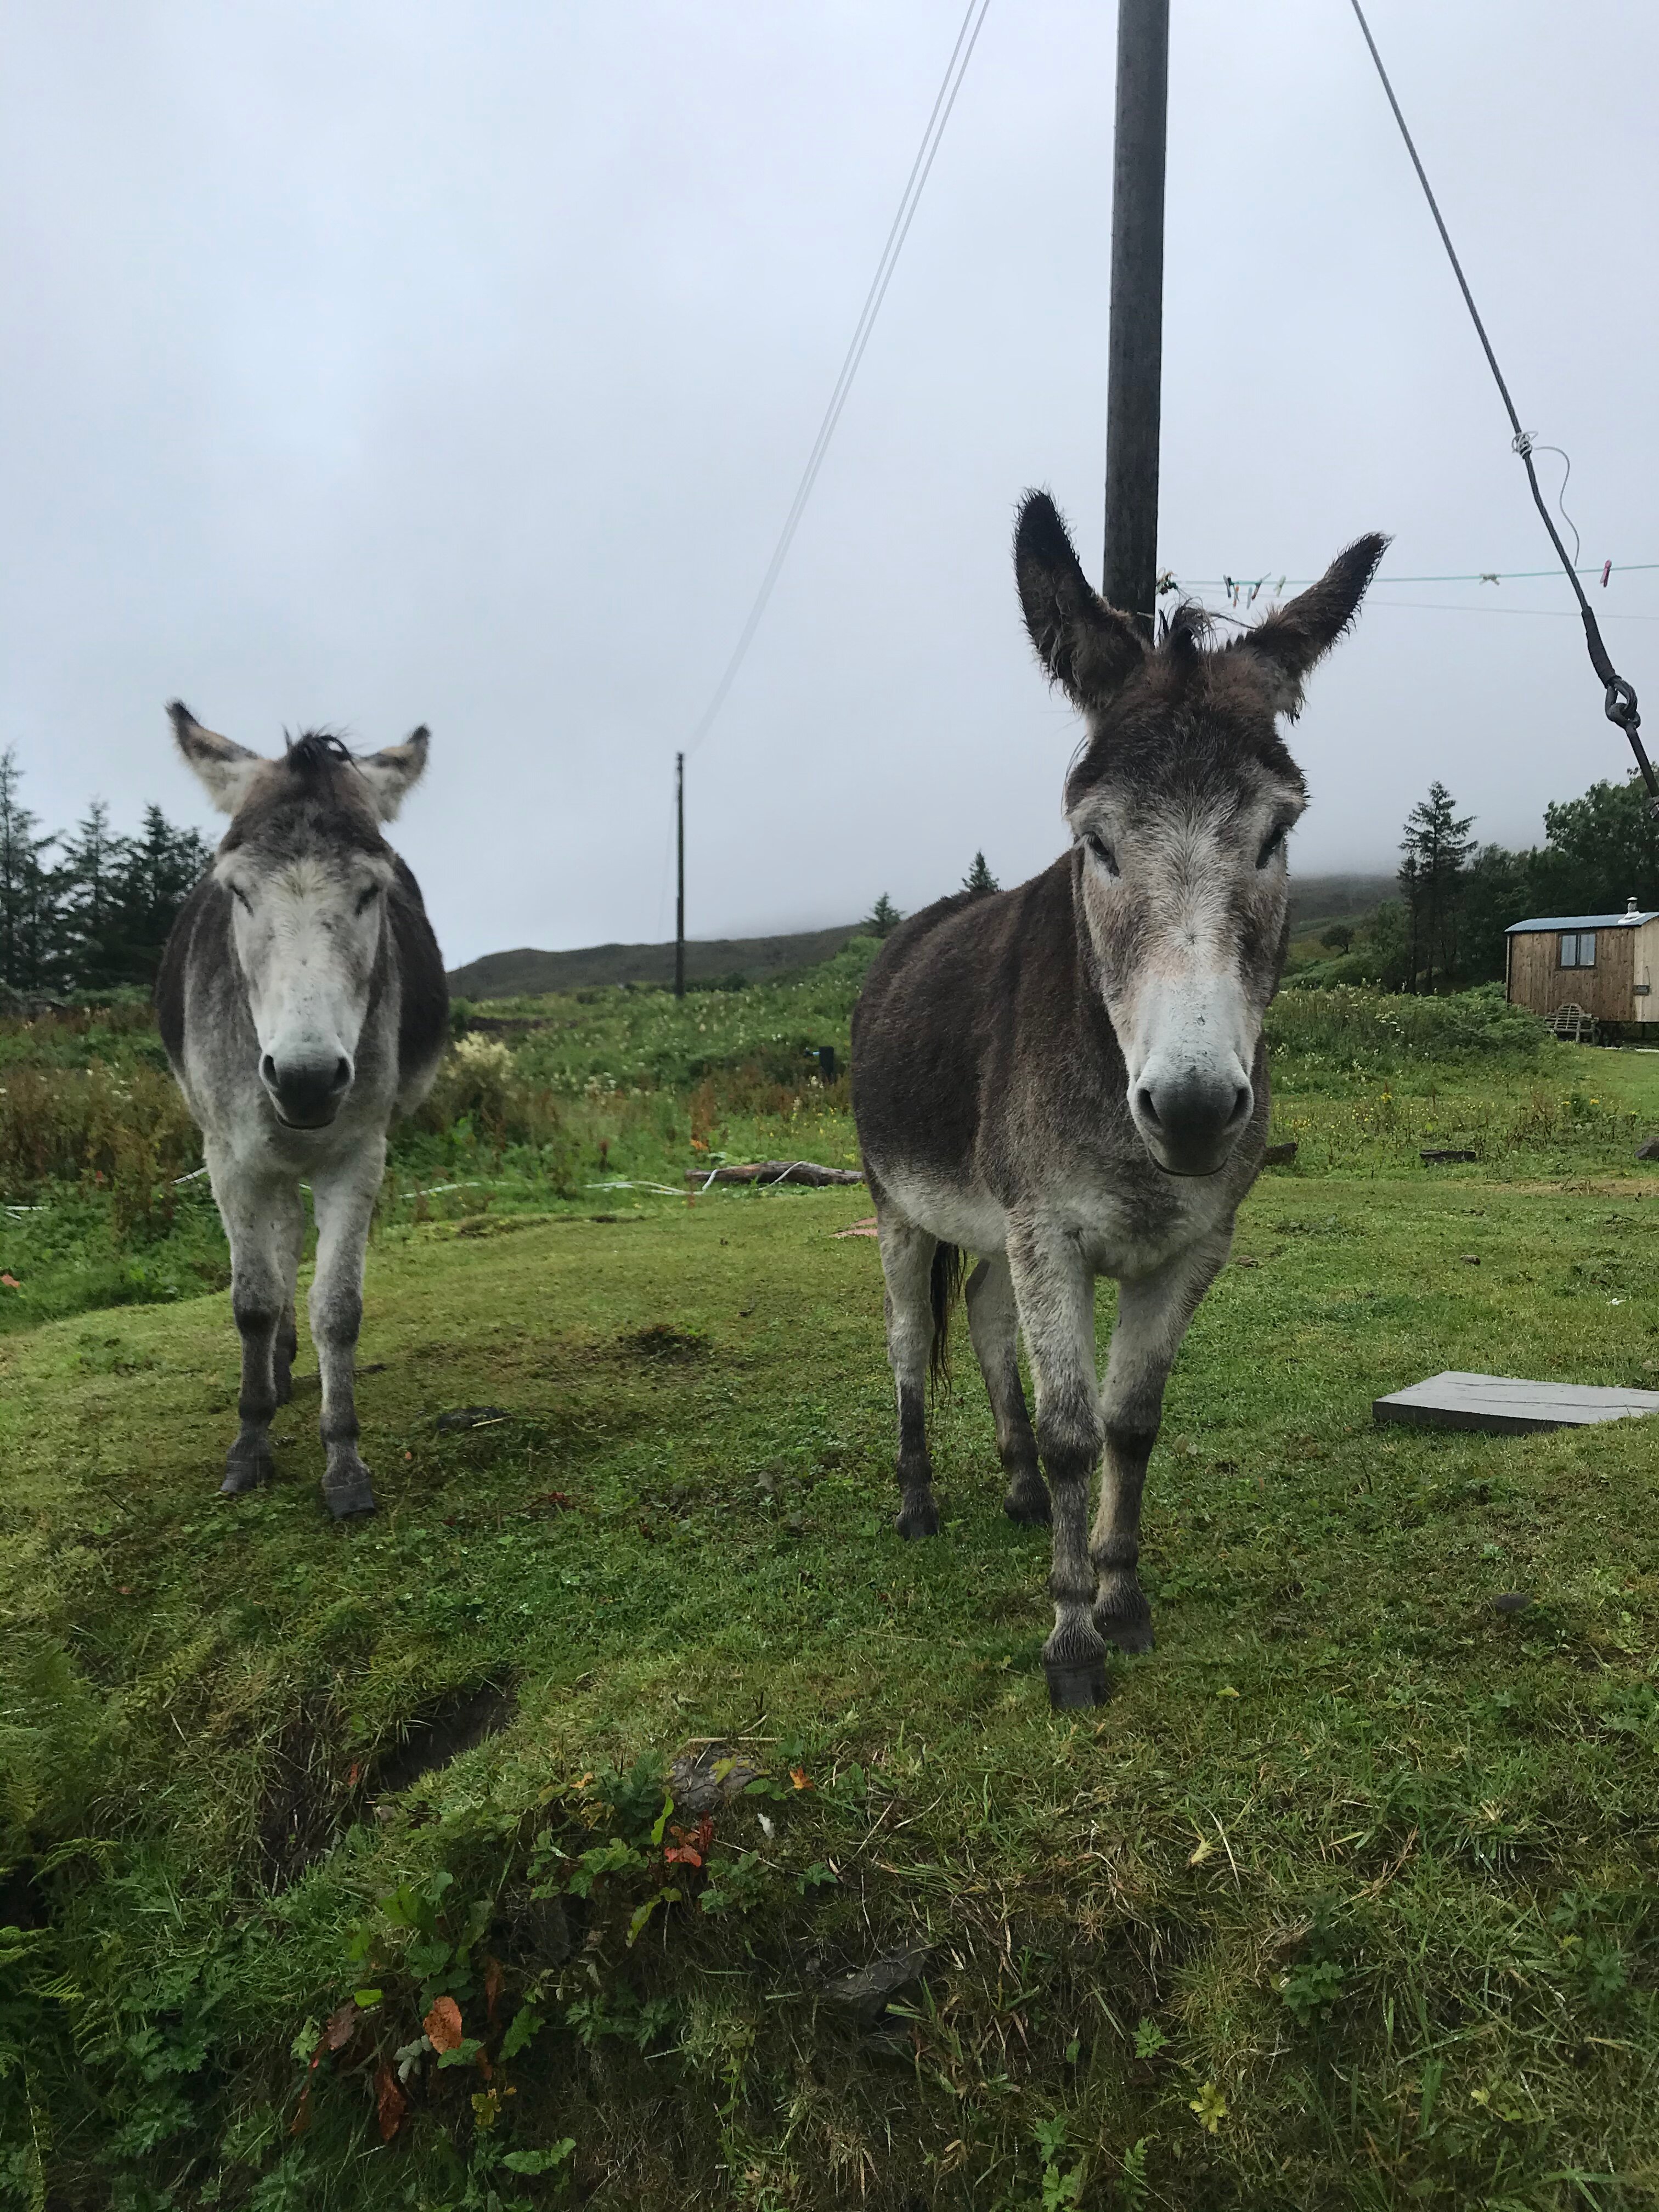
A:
283;729;357;777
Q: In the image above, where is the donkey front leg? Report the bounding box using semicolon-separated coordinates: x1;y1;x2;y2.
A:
965;1256;1048;1525
874;1206;941;1539
1007;1227;1107;1708
1092;1235;1231;1655
209;1146;304;1497
308;1141;386;1518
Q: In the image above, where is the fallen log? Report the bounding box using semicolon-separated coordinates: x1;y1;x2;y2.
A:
685;1160;865;1187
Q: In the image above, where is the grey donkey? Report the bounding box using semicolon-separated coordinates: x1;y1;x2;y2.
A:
157;707;448;1516
852;493;1386;1707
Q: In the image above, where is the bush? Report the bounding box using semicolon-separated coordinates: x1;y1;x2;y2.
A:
1267;984;1547;1084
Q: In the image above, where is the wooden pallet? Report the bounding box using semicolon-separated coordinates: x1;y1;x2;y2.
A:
1374;1370;1659;1436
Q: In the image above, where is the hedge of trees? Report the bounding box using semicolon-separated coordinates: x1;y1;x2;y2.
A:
0;749;211;999
1310;771;1659;992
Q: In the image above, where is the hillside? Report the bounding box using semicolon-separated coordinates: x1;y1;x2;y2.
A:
447;924;861;998
448;872;1396;999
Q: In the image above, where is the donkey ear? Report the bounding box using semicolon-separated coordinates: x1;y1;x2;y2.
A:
354;726;430;822
168;701;263;814
1238;533;1389;713
1014;492;1146;710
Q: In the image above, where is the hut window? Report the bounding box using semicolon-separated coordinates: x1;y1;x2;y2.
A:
1581;931;1597;967
1560;933;1578;966
1560;932;1596;968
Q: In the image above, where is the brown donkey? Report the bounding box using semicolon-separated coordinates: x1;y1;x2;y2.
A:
852;493;1385;1707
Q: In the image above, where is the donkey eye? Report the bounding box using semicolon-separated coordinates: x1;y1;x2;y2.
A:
1256;824;1289;870
1085;832;1119;877
355;884;381;915
229;883;252;912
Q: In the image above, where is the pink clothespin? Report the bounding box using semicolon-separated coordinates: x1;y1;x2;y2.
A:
1601;559;1612;588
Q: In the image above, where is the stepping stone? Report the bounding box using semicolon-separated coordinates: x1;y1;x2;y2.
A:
1374;1371;1659;1436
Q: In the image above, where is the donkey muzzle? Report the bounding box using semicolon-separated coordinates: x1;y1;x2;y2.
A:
1131;1062;1252;1177
262;1049;353;1130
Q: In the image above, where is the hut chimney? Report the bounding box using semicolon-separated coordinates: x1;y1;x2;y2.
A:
1628;896;1640;916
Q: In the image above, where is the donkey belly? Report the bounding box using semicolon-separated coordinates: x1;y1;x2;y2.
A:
874;1161;1008;1256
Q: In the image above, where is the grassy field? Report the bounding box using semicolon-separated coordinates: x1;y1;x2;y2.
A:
5;960;1659;2210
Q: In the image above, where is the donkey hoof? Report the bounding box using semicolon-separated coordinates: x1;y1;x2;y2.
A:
220;1454;273;1497
1003;1480;1051;1527
1096;1610;1155;1657
324;1474;377;1520
1044;1656;1109;1710
895;1493;941;1540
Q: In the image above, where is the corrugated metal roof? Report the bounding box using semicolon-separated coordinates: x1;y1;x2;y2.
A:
1505;912;1659;933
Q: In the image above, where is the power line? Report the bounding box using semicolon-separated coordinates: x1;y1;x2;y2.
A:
1347;0;1652;802
682;0;992;762
1175;563;1659;591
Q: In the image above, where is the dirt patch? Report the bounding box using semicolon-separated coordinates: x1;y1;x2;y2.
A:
617;1323;707;1364
370;1679;515;1797
255;1696;355;1892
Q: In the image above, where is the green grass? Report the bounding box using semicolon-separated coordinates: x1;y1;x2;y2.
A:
6;970;1659;2208
8;1142;1659;2208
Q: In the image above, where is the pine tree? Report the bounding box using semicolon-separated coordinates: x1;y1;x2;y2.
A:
962;851;999;896
864;893;902;939
1399;781;1474;992
114;804;212;983
58;798;133;994
0;747;63;997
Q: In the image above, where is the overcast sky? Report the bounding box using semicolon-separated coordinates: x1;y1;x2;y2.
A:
4;1;1656;964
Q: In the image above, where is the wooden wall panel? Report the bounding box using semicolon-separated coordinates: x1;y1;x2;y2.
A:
1506;927;1634;1020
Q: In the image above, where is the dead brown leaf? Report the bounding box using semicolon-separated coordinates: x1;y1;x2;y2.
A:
376;2063;407;2142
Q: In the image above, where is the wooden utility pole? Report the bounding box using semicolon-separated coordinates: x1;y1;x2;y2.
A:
1102;0;1169;633
674;751;686;999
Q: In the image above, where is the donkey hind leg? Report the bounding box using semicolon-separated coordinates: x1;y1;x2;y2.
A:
1006;1227;1108;1708
876;1207;941;1539
965;1256;1048;1525
308;1139;386;1519
1091;1235;1231;1656
210;1148;304;1497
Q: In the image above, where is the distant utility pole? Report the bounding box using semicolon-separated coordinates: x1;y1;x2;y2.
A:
674;751;686;1000
1102;0;1169;634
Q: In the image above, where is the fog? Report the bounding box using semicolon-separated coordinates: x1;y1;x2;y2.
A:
3;1;1655;963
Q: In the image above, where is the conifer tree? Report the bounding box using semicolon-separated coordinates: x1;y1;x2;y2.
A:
0;748;63;996
962;851;999;896
1399;781;1474;992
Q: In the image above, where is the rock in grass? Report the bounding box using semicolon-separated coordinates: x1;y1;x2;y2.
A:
668;1742;761;1815
435;1406;511;1431
1492;1591;1533;1615
818;1944;935;2028
1638;1138;1659;1161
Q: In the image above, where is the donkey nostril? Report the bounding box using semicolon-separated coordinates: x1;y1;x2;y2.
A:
260;1053;278;1087
331;1057;351;1093
1231;1085;1251;1126
1135;1085;1161;1128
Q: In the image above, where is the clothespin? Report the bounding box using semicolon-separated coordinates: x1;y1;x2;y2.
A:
1480;572;1499;585
1601;559;1612;588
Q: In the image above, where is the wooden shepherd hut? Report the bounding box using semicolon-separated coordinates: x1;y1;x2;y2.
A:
1505;898;1659;1026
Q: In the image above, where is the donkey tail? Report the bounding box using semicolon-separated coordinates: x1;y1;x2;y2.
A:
928;1242;969;1388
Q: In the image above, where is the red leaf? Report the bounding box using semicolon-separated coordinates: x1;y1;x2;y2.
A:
324;1999;359;2051
346;1762;360;1787
376;2063;407;2142
789;1766;814;1791
484;1955;505;2024
694;1815;715;1854
664;1843;703;1867
424;1995;464;2053
289;2083;313;2136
